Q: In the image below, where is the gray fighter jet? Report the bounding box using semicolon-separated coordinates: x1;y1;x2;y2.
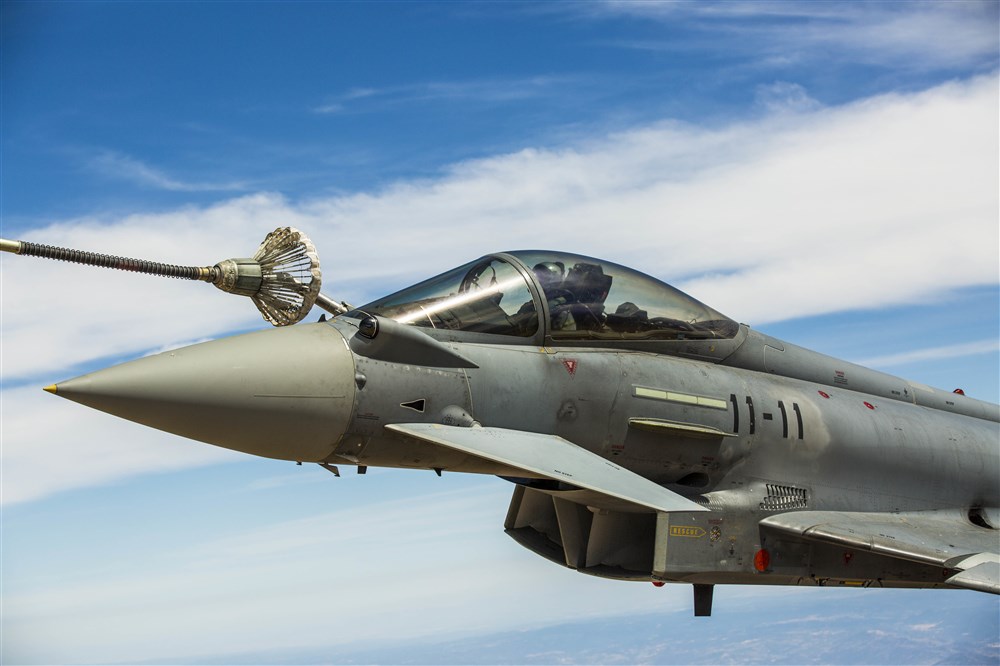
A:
5;229;998;616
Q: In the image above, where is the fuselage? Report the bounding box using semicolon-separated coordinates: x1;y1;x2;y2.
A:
48;249;999;592
327;317;1000;515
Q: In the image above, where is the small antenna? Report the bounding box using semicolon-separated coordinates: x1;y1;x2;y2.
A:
1;227;349;326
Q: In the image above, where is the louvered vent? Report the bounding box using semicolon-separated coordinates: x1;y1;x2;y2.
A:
759;484;808;510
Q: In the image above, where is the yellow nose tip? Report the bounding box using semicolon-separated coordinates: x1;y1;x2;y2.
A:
43;384;58;394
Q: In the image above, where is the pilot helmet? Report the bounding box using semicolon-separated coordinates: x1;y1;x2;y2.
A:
532;262;565;290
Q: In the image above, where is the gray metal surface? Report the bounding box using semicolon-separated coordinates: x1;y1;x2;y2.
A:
387;423;709;513
52;323;355;462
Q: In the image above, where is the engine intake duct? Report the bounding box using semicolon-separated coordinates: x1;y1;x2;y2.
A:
503;485;655;581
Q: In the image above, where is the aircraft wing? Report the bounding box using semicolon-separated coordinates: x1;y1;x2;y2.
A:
385;423;708;514
760;510;1000;594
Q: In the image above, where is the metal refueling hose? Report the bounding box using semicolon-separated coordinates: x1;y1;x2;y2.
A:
1;238;216;281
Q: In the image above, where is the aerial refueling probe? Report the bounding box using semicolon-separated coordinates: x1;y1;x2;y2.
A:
0;227;349;325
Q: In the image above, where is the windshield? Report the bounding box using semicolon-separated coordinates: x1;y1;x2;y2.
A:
510;251;737;341
360;257;538;337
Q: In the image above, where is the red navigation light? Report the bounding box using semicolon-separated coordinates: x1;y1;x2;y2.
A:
754;549;770;572
953;388;965;395
651;581;665;587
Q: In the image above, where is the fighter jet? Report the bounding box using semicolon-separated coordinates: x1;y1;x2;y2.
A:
4;229;998;616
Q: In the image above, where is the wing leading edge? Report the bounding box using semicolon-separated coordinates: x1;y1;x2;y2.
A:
760;510;1000;594
385;423;708;514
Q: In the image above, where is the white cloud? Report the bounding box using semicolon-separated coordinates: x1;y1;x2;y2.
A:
89;150;248;192
593;1;999;71
1;384;239;505
312;76;573;114
0;480;687;663
755;81;822;114
1;75;997;505
801;3;999;70
143;337;217;357
858;339;1000;369
1;192;310;380
910;622;940;632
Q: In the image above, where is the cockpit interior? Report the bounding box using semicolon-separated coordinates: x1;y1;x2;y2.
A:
358;251;738;343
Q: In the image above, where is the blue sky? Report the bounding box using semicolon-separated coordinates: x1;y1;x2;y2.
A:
1;2;998;664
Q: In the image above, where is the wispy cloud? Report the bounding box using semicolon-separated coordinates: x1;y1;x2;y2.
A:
1;479;685;663
88;150;248;192
143;337;217;357
858;340;1000;369
590;1;999;72
6;75;998;378
754;81;822;114
312;76;575;114
1;384;239;505
910;622;940;632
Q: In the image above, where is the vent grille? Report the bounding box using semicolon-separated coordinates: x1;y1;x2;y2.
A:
760;484;808;511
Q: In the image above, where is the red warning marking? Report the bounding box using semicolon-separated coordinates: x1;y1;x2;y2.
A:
562;359;578;376
864;401;875;410
818;391;830;399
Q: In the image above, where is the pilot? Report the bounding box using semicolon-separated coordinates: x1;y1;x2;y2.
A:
532;262;577;331
558;262;612;332
533;262;565;292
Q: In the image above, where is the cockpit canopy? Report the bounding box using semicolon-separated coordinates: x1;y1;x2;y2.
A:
359;251;738;342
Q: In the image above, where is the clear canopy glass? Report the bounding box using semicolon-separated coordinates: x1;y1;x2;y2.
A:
359;251;737;342
510;251;737;341
360;257;538;337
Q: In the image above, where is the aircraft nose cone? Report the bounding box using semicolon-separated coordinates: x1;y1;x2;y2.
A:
50;323;356;462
